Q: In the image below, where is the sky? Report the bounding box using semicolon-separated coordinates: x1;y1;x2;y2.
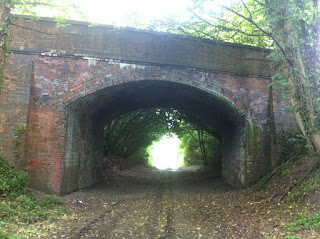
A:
22;0;234;27
148;134;184;170
73;0;194;26
64;0;233;27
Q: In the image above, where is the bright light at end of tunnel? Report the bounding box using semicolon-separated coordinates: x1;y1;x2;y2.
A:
148;134;184;170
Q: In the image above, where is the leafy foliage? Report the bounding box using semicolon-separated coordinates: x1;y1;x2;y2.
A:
0;157;65;237
0;156;28;198
104;108;172;159
289;170;320;203
103;108;221;169
178;128;221;167
151;0;272;48
151;0;320;151
288;211;320;232
0;193;65;223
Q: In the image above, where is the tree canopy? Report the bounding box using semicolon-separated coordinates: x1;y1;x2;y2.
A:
0;0;83;92
103;108;221;168
152;0;320;151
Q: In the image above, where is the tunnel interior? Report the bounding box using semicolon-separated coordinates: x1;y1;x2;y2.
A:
62;80;248;194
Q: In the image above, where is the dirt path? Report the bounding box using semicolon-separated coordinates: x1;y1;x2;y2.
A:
47;167;317;239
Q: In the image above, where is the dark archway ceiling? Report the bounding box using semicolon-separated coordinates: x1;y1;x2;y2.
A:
68;80;246;138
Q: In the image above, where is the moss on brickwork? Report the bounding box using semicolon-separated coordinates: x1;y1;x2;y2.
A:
13;124;26;166
244;122;271;187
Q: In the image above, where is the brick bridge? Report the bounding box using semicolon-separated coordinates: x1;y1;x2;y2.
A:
0;17;295;195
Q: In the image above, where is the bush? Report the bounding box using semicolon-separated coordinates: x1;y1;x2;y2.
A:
0;194;65;224
0;156;29;198
0;202;15;219
288;211;320;232
40;196;64;209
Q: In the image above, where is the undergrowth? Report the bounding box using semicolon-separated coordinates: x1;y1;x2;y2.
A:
0;156;65;238
249;157;297;193
289;211;320;232
284;211;320;239
250;147;320;238
289;170;320;203
0;155;28;198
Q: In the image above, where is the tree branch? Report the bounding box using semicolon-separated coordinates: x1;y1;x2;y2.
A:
240;0;253;19
189;11;267;37
253;0;275;11
222;5;294;67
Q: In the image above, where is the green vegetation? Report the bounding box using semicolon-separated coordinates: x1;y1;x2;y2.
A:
0;156;65;238
248;149;320;238
0;156;28;198
103;108;221;170
288;211;320;232
153;0;320;152
13;124;26;165
179;129;221;167
284;210;320;239
289;170;320;203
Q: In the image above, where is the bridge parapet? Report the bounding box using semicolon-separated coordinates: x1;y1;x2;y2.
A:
10;16;270;76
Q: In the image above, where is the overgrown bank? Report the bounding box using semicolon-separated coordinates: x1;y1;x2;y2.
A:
249;149;320;238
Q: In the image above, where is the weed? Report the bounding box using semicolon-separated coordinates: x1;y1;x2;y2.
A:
13;124;26;164
282;210;320;238
284;233;301;239
288;211;320;231
40;196;64;209
0;156;28;198
0;156;65;237
0;202;15;218
289;171;320;203
250;159;296;193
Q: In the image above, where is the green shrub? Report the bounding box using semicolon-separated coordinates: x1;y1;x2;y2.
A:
288;167;320;203
0;202;15;219
1;194;65;224
289;211;320;231
0;156;29;198
40;196;64;209
0;223;24;239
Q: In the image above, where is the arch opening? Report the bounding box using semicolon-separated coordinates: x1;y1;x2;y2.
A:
62;80;252;194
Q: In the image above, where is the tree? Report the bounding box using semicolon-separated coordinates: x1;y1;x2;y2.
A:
160;0;320;151
103;107;221;168
103;108;172;159
179;128;221;167
0;0;11;92
0;0;81;92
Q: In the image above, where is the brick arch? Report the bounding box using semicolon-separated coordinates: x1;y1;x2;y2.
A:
11;55;273;195
62;59;248;116
58;63;268;194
